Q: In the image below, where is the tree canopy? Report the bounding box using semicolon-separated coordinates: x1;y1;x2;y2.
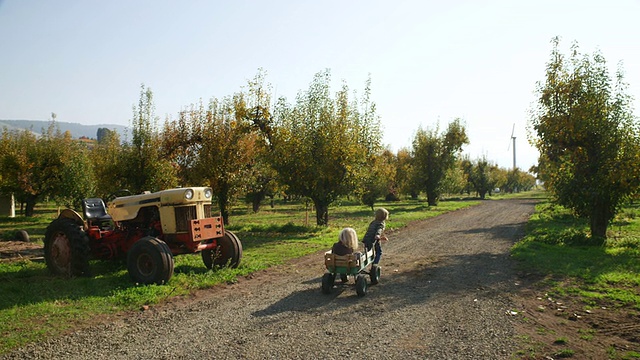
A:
0;122;94;215
464;156;499;199
0;69;545;221
267;70;382;225
530;37;640;240
122;85;177;194
411;118;469;205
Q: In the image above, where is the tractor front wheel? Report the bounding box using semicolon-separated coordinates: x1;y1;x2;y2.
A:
201;231;242;269
44;218;90;277
127;237;174;285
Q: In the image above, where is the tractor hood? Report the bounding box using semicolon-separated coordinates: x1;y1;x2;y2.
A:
107;187;213;222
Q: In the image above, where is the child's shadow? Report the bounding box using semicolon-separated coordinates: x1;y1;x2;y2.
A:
252;277;355;317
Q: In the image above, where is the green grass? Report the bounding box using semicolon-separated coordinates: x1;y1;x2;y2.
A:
0;196;480;353
0;203;57;242
512;198;640;309
578;329;595;341
554;337;569;345
554;348;576;358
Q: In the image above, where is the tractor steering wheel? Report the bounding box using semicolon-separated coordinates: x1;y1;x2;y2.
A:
106;189;132;203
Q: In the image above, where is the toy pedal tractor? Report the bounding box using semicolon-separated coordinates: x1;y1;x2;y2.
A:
321;245;380;297
43;187;242;285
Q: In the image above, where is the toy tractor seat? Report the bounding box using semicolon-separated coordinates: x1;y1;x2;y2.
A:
82;198;112;228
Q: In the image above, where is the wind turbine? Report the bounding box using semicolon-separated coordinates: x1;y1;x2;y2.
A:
507;123;516;170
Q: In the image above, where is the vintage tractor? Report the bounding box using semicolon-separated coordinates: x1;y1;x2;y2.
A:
43;187;242;285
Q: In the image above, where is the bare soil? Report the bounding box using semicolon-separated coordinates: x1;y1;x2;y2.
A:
1;199;639;359
0;240;43;263
513;275;640;359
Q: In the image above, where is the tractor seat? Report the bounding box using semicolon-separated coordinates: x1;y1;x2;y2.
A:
82;198;112;222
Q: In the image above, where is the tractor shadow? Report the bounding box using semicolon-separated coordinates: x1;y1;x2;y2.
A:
0;260;134;311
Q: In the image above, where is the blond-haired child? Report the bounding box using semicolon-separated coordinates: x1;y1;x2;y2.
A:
331;227;358;256
362;208;389;264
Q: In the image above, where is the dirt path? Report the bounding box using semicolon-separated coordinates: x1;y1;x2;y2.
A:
3;199;537;359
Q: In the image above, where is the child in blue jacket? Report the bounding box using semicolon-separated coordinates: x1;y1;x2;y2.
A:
362;208;389;265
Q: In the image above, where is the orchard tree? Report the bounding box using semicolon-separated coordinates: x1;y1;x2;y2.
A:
243;69;279;213
0;123;94;216
411;118;469;205
531;38;640;240
193;94;259;224
503;168;536;193
491;166;508;195
360;149;396;209
91;128;129;198
352;77;387;207
121;85;177;194
268;70;380;225
0;128;43;215
394;148;414;198
244;158;278;213
55;140;95;209
441;161;467;197
161;103;205;186
162;71;269;223
459;156;475;196
466;157;500;199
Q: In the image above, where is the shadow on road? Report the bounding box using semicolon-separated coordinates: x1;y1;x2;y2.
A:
252;250;517;318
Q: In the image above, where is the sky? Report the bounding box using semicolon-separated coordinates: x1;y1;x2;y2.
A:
1;0;639;171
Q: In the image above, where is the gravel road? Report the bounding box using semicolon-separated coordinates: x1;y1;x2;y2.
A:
3;198;537;360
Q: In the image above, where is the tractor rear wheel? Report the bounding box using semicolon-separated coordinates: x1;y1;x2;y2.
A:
44;218;91;277
127;237;174;285
201;230;242;269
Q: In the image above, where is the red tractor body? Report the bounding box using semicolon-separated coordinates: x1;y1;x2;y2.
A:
44;187;242;284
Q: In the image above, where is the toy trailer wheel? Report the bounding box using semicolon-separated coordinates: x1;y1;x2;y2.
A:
355;274;368;297
44;218;91;277
202;230;242;269
127;237;174;285
370;265;381;285
321;273;336;294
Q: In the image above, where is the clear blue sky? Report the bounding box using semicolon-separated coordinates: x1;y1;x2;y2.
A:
1;0;639;171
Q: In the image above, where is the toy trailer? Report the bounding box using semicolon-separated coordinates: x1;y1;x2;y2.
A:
321;246;380;297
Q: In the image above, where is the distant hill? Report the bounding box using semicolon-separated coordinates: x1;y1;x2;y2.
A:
0;120;129;140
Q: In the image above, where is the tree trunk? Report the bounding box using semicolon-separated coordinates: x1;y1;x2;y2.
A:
217;186;230;226
590;204;609;241
313;200;329;226
24;194;37;217
426;191;439;206
251;190;266;213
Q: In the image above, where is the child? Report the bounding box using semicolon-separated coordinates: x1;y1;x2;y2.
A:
362;208;389;265
331;227;358;283
332;227;359;256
